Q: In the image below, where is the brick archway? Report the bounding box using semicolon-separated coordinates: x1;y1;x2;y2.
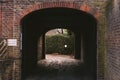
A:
13;1;97;60
15;2;94;26
20;6;97;80
14;2;97;54
1;1;119;80
12;2;98;80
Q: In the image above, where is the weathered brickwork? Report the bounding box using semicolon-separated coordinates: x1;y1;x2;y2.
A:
106;0;120;80
0;0;107;80
97;13;106;80
1;1;14;37
0;5;1;36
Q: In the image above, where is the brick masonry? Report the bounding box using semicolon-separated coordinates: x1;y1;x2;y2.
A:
106;0;120;80
0;0;107;80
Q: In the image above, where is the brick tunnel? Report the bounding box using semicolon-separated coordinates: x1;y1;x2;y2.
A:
1;0;120;80
20;7;97;80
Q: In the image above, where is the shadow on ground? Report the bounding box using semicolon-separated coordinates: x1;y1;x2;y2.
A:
25;54;94;80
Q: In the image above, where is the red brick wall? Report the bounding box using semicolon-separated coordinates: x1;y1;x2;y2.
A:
13;1;98;59
0;0;104;80
1;1;14;38
14;1;99;80
15;1;93;24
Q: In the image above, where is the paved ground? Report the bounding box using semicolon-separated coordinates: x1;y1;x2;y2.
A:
38;54;80;67
25;54;94;80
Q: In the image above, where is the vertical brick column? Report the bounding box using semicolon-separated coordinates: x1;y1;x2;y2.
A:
42;34;45;59
0;3;2;36
75;34;81;59
38;36;43;60
106;0;120;80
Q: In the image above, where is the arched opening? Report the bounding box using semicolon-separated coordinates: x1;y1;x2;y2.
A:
37;28;75;60
45;28;75;56
21;7;97;80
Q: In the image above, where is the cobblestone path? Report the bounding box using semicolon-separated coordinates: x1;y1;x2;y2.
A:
25;54;93;80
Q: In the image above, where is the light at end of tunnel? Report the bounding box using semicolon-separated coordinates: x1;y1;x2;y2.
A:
64;44;67;48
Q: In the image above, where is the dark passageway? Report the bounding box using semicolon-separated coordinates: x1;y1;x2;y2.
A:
21;7;97;80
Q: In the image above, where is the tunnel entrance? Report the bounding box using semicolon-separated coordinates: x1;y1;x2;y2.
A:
21;7;97;80
37;28;75;61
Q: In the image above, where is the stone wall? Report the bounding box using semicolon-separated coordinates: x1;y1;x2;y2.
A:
106;0;120;80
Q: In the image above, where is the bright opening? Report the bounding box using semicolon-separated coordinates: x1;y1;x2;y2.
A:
45;28;75;60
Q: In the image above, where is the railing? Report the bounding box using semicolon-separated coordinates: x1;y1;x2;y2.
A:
0;39;13;80
0;39;8;60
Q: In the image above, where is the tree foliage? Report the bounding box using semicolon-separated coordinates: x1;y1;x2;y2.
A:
45;34;74;55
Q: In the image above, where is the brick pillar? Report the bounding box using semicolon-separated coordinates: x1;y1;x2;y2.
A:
42;34;45;59
38;36;43;60
106;0;120;80
0;3;2;36
75;34;81;59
